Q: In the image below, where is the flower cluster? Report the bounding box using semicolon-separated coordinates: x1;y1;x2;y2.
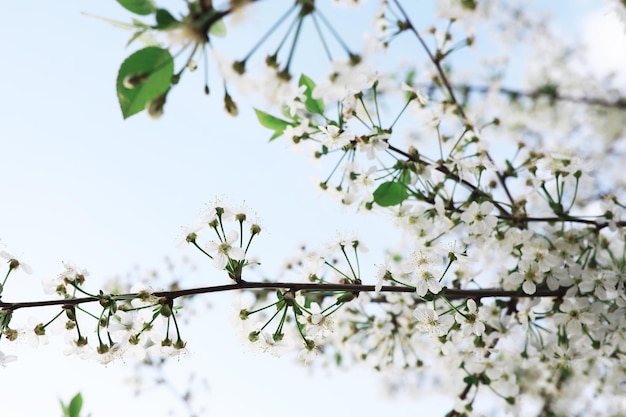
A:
3;1;626;416
178;200;260;281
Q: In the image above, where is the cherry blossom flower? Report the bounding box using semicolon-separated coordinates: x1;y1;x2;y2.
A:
205;230;245;270
460;201;498;236
553;299;596;337
508;260;543;294
255;331;290;357
409;251;443;297
0;251;32;274
303;302;334;342
455;299;485;337
316;124;354;150
0;350;17;367
356;131;390;159
414;305;454;336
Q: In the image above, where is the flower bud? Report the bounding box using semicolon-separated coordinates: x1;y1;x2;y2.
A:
8;259;20;270
147;93;167;119
34;323;46;336
159;297;173;317
232;60;246;74
3;328;17;341
224;93;239;117
63;305;76;322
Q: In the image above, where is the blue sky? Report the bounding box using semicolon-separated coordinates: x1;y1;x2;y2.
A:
1;1;624;416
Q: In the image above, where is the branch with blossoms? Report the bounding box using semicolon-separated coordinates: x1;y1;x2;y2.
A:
0;280;570;311
5;0;626;416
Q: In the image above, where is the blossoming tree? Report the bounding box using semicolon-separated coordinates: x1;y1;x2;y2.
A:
2;0;626;416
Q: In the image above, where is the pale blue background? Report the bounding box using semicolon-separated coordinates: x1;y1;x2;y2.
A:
0;1;622;416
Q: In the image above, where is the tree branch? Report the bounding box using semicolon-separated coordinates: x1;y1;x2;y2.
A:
0;281;569;311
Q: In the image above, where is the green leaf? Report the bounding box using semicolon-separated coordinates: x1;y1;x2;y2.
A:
155;9;180;30
373;181;409;207
335;352;342;366
298;74;324;115
463;374;480;385
60;400;69;417
209;17;227;37
126;30;147;47
254;109;292;141
82;12;137;30
399;169;411;185
68;393;83;417
404;69;416;101
116;47;174;119
117;0;156;15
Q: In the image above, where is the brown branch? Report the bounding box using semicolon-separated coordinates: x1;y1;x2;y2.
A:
0;281;568;311
386;144;514;216
452;84;626;110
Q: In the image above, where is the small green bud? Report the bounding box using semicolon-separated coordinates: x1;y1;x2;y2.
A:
224;93;239;117
63;305;76;322
56;284;67;296
283;290;296;306
3;328;17;341
277;68;291;81
34;323;46;336
233;60;246;74
265;54;278;68
8;259;20;270
159;297;173;317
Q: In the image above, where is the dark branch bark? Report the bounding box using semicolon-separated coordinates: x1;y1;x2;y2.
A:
0;281;569;311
